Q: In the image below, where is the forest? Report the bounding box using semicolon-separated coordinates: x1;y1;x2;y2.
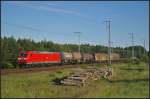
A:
1;36;149;68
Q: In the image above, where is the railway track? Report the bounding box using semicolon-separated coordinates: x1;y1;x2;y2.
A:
0;64;93;75
1;61;122;75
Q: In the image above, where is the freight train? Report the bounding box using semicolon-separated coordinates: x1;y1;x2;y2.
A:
18;50;120;68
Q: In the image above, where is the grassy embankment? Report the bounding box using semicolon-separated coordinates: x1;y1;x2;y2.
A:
1;62;149;98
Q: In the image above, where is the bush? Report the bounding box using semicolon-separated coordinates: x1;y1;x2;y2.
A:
2;62;14;68
123;58;141;65
133;58;140;65
123;58;132;63
141;54;149;63
56;71;62;74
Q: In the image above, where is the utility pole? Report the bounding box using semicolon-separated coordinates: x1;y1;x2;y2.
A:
122;47;125;58
139;39;145;58
67;43;71;53
139;45;141;58
129;33;134;62
138;40;141;58
126;44;128;58
143;39;146;55
105;20;111;66
111;42;113;54
74;32;81;53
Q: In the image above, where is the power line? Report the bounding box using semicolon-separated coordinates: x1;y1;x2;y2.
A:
1;21;75;38
2;21;103;46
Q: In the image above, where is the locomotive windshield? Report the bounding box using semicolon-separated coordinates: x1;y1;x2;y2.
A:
20;53;27;57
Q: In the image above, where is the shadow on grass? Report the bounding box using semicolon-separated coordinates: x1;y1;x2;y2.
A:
108;78;149;83
52;76;68;85
120;67;145;72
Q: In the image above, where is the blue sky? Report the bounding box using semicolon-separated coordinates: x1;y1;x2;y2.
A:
1;1;149;50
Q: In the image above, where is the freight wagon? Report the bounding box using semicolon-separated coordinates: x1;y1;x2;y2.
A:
111;53;120;60
61;52;73;64
94;53;120;63
94;53;108;63
72;52;82;63
82;53;94;63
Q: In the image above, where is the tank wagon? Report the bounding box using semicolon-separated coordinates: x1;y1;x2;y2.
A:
72;52;82;63
94;53;108;63
82;53;94;63
111;53;120;61
61;52;73;64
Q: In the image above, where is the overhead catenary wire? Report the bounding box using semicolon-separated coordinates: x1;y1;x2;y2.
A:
2;21;134;54
2;21;74;38
2;21;98;47
2;22;102;47
5;1;102;26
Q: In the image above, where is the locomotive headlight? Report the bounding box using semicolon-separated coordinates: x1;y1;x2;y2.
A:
23;58;27;60
18;58;22;60
18;58;27;60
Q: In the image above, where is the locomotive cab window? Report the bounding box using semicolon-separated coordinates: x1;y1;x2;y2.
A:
20;53;27;57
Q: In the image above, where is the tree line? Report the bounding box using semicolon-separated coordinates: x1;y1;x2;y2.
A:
1;36;149;68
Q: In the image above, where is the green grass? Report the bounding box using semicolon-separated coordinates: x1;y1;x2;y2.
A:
1;62;149;98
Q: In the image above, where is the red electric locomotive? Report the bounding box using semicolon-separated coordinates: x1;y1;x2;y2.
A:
18;50;62;67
